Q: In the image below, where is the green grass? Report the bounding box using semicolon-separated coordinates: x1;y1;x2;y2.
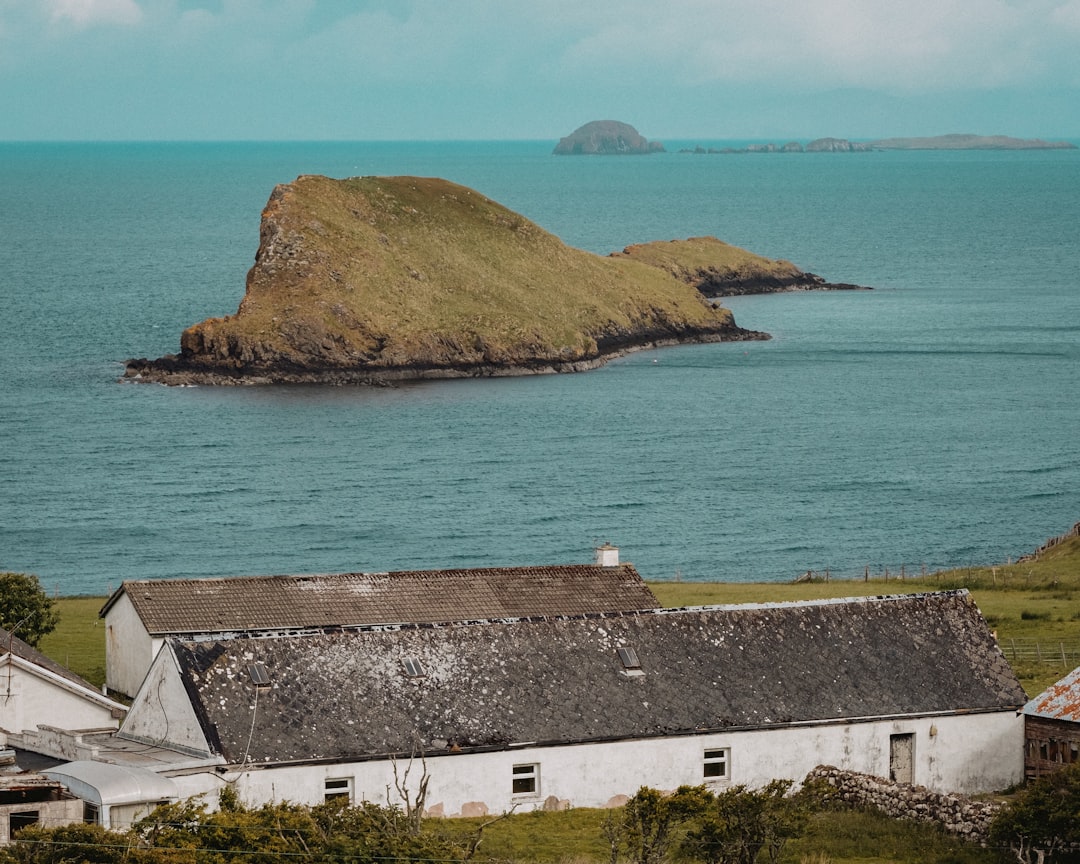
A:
36;596;107;687
436;806;998;864
612;236;804;283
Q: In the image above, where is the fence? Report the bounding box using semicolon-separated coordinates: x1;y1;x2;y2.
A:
999;637;1080;667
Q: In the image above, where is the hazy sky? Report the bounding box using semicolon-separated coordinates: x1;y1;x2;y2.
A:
3;0;1079;140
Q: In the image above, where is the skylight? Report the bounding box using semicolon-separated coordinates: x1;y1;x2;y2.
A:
247;662;271;687
617;646;641;670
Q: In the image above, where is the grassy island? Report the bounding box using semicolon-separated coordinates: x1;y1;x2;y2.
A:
125;176;774;385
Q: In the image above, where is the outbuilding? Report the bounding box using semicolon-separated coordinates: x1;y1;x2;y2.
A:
1022;665;1080;779
98;553;656;697
99;590;1025;816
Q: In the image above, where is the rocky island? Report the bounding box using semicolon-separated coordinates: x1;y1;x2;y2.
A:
553;120;665;155
126;175;783;386
679;133;1075;154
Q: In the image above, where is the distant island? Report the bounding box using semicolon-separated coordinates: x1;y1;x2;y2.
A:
679;133;1076;154
124;176;865;386
553;120;665;155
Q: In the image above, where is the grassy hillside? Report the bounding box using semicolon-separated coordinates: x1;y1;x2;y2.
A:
611;236;805;285
139;175;758;381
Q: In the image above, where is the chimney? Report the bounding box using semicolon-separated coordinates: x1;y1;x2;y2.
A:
594;544;619;567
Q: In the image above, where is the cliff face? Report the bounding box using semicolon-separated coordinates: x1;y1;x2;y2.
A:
125;176;763;385
553;121;665;155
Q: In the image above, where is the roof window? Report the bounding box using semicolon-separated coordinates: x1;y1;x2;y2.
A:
617;646;643;676
247;662;271;687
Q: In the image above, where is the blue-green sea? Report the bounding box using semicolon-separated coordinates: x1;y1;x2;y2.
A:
2;140;1078;596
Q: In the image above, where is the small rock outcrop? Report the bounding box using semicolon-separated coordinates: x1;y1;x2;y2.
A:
612;237;872;296
553;120;665;155
806;137;875;152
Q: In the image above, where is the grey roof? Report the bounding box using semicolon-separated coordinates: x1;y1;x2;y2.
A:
166;590;1025;765
0;626;96;690
102;564;658;635
43;761;178;806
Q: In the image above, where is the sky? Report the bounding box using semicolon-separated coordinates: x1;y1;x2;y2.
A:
2;0;1079;141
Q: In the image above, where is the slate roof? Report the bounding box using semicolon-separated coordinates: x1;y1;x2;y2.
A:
0;626;95;690
101;564;658;635
162;590;1025;765
1022;665;1080;722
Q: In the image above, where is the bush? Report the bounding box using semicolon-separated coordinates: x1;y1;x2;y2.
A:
0;572;59;647
990;762;1080;863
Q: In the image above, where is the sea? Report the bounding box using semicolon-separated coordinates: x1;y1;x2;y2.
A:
2;140;1078;597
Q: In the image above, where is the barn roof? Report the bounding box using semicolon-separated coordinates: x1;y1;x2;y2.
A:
1022;665;1080;723
100;563;658;635
162;590;1024;764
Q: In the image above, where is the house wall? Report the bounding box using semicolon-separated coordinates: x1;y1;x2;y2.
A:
1024;715;1080;779
0;798;83;845
0;664;122;736
104;593;158;699
179;711;1022;817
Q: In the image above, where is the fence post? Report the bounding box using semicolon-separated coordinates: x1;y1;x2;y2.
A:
1036;642;1043;663
1062;643;1067;666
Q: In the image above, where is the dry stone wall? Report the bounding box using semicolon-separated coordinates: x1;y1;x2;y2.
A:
805;765;1000;844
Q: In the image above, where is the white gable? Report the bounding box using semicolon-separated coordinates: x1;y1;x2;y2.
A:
118;645;212;757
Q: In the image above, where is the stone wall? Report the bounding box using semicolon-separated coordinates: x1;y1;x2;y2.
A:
805;765;1000;844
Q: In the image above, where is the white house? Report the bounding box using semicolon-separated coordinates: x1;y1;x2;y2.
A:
74;590;1025;817
98;555;657;698
0;627;127;757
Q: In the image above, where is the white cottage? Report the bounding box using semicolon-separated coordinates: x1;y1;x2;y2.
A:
0;627;127;757
99;557;657;698
85;590;1025;816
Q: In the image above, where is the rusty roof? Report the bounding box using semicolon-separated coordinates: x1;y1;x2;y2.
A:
1022;665;1080;722
158;590;1026;764
101;564;658;635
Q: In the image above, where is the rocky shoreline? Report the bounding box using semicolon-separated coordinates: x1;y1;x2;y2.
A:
124;324;769;386
694;271;870;297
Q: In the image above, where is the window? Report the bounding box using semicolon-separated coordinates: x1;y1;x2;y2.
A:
703;748;729;780
617;647;644;676
324;777;353;802
512;763;539;796
9;811;39;837
83;802;100;825
403;658;426;678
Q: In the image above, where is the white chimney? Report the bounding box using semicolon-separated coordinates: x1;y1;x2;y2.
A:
594;543;619;567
